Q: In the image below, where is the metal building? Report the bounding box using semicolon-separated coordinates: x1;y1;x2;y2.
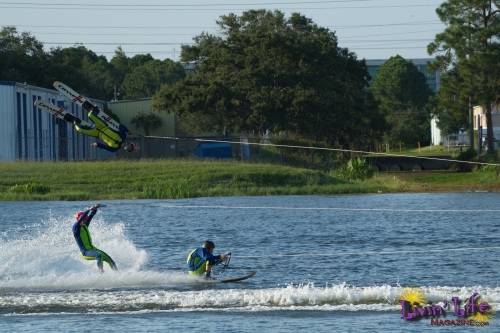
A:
108;98;177;158
0;81;109;161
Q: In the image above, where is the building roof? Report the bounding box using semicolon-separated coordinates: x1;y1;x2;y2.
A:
0;81;107;104
0;81;58;94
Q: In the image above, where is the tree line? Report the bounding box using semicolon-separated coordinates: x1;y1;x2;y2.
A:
0;26;185;101
0;16;432;151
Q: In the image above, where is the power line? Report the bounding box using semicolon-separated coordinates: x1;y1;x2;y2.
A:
83;45;431;55
63;46;431;51
341;38;432;42
353;46;429;49
40;39;432;45
85;50;177;55
51;46;432;52
342;29;440;38
42;42;194;45
6;20;442;30
28;29;440;38
0;0;442;7
6;24;216;30
334;21;442;29
0;4;439;11
33;32;199;36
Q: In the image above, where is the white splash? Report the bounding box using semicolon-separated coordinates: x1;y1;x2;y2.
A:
0;214;189;290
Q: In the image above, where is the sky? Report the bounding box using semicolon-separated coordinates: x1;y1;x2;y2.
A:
0;0;447;62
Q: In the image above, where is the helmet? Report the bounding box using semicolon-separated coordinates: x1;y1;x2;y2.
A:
123;143;135;153
75;211;85;220
202;240;215;250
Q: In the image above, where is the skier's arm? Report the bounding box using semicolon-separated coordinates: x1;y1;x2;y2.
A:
205;253;223;265
76;208;97;226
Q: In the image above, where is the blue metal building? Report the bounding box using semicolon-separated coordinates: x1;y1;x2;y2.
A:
0;81;109;161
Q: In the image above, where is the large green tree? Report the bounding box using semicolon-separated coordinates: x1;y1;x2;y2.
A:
154;10;385;147
0;27;47;85
47;46;115;100
428;0;500;152
110;49;156;86
0;28;185;101
370;55;432;146
109;47;129;94
433;67;470;135
121;59;185;99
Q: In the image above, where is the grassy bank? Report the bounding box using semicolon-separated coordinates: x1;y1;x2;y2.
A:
0;160;499;200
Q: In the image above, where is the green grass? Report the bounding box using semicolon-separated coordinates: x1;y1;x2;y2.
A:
0;160;499;201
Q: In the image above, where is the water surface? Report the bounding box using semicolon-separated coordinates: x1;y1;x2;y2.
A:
1;193;499;332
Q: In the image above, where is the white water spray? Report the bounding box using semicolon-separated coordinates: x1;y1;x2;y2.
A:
0;214;189;291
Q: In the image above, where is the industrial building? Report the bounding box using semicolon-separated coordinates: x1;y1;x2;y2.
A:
0;81;109;161
108;98;177;157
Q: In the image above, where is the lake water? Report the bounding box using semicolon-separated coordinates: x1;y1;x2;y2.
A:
1;193;499;332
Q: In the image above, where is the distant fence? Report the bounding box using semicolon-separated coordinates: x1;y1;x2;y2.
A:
114;135;471;171
116;136;244;160
115;136;345;170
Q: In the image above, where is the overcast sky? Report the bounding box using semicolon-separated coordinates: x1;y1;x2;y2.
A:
0;0;446;62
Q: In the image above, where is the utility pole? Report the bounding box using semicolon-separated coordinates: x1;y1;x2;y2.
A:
113;85;118;102
469;96;474;151
467;17;474;152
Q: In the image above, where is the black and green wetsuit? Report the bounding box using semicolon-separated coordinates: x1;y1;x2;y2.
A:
72;208;117;271
64;103;128;153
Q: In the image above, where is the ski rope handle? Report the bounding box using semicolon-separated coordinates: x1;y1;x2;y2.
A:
220;252;232;274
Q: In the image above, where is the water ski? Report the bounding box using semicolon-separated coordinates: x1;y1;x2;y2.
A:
53;81;96;109
197;271;256;284
34;99;93;128
217;271;256;283
54;81;121;132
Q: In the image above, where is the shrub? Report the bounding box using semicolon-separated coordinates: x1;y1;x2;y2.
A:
271;135;340;170
456;148;476;161
477;165;500;177
8;183;50;194
143;180;192;199
333;158;374;181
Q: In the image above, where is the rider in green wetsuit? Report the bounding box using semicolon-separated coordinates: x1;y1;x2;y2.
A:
72;204;117;272
63;104;134;153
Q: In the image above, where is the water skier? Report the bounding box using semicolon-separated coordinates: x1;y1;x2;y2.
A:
35;81;136;153
186;240;229;278
58;102;135;153
72;204;117;272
